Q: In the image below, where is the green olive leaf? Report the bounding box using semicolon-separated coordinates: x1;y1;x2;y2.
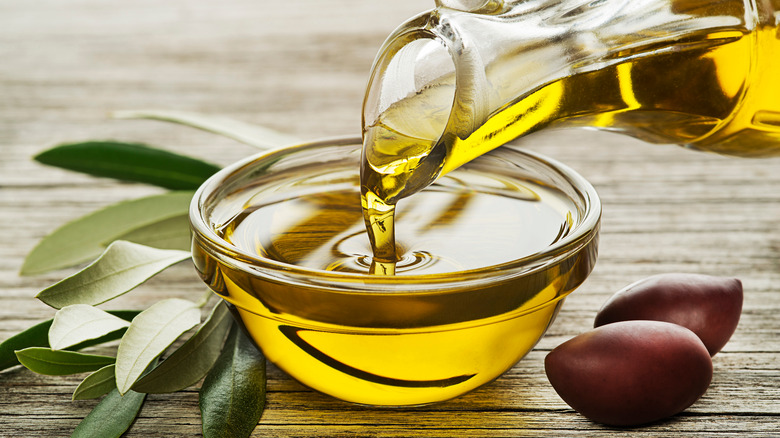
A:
49;305;131;350
111;213;191;251
113;109;299;149
73;364;117;400
1;319;53;372
35;141;220;189
199;324;266;438
36;241;191;309
71;388;146;438
14;347;115;375
115;298;201;395
0;311;139;372
132;301;232;393
21;191;194;276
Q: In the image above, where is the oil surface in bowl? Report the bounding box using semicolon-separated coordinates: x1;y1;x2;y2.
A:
196;157;596;406
221;170;575;276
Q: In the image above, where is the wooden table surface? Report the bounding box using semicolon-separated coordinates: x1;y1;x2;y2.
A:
2;1;780;436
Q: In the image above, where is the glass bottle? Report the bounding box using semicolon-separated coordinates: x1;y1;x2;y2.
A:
361;0;780;205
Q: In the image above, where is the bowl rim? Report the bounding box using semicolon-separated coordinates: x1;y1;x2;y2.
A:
190;135;601;291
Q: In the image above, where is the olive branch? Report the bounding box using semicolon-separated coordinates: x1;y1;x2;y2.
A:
0;111;299;438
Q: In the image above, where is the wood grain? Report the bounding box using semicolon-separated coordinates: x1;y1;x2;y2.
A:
3;0;780;436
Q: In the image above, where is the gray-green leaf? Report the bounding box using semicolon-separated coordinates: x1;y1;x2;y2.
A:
0;310;138;372
71;388;146;438
36;241;190;309
34;141;220;190
49;305;131;350
21;191;194;276
132;301;232;393
112;213;191;251
115;298;201;395
73;364;117;400
14;347;114;375
199;325;266;438
113;109;299;149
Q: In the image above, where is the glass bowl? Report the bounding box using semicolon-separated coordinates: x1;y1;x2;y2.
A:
190;136;600;406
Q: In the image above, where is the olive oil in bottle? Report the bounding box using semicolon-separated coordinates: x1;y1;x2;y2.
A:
360;0;780;265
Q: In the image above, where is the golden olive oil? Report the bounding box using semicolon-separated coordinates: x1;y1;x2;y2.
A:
361;25;780;263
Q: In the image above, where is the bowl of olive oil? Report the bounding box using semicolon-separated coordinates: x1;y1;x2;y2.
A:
190;136;600;406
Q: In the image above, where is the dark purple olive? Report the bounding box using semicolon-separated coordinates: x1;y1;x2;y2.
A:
545;320;712;426
594;273;743;356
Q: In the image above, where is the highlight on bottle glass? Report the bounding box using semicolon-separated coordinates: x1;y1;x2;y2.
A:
189;136;601;406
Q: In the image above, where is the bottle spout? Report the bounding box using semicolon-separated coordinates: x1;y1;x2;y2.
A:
362;20;456;156
361;10;494;203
